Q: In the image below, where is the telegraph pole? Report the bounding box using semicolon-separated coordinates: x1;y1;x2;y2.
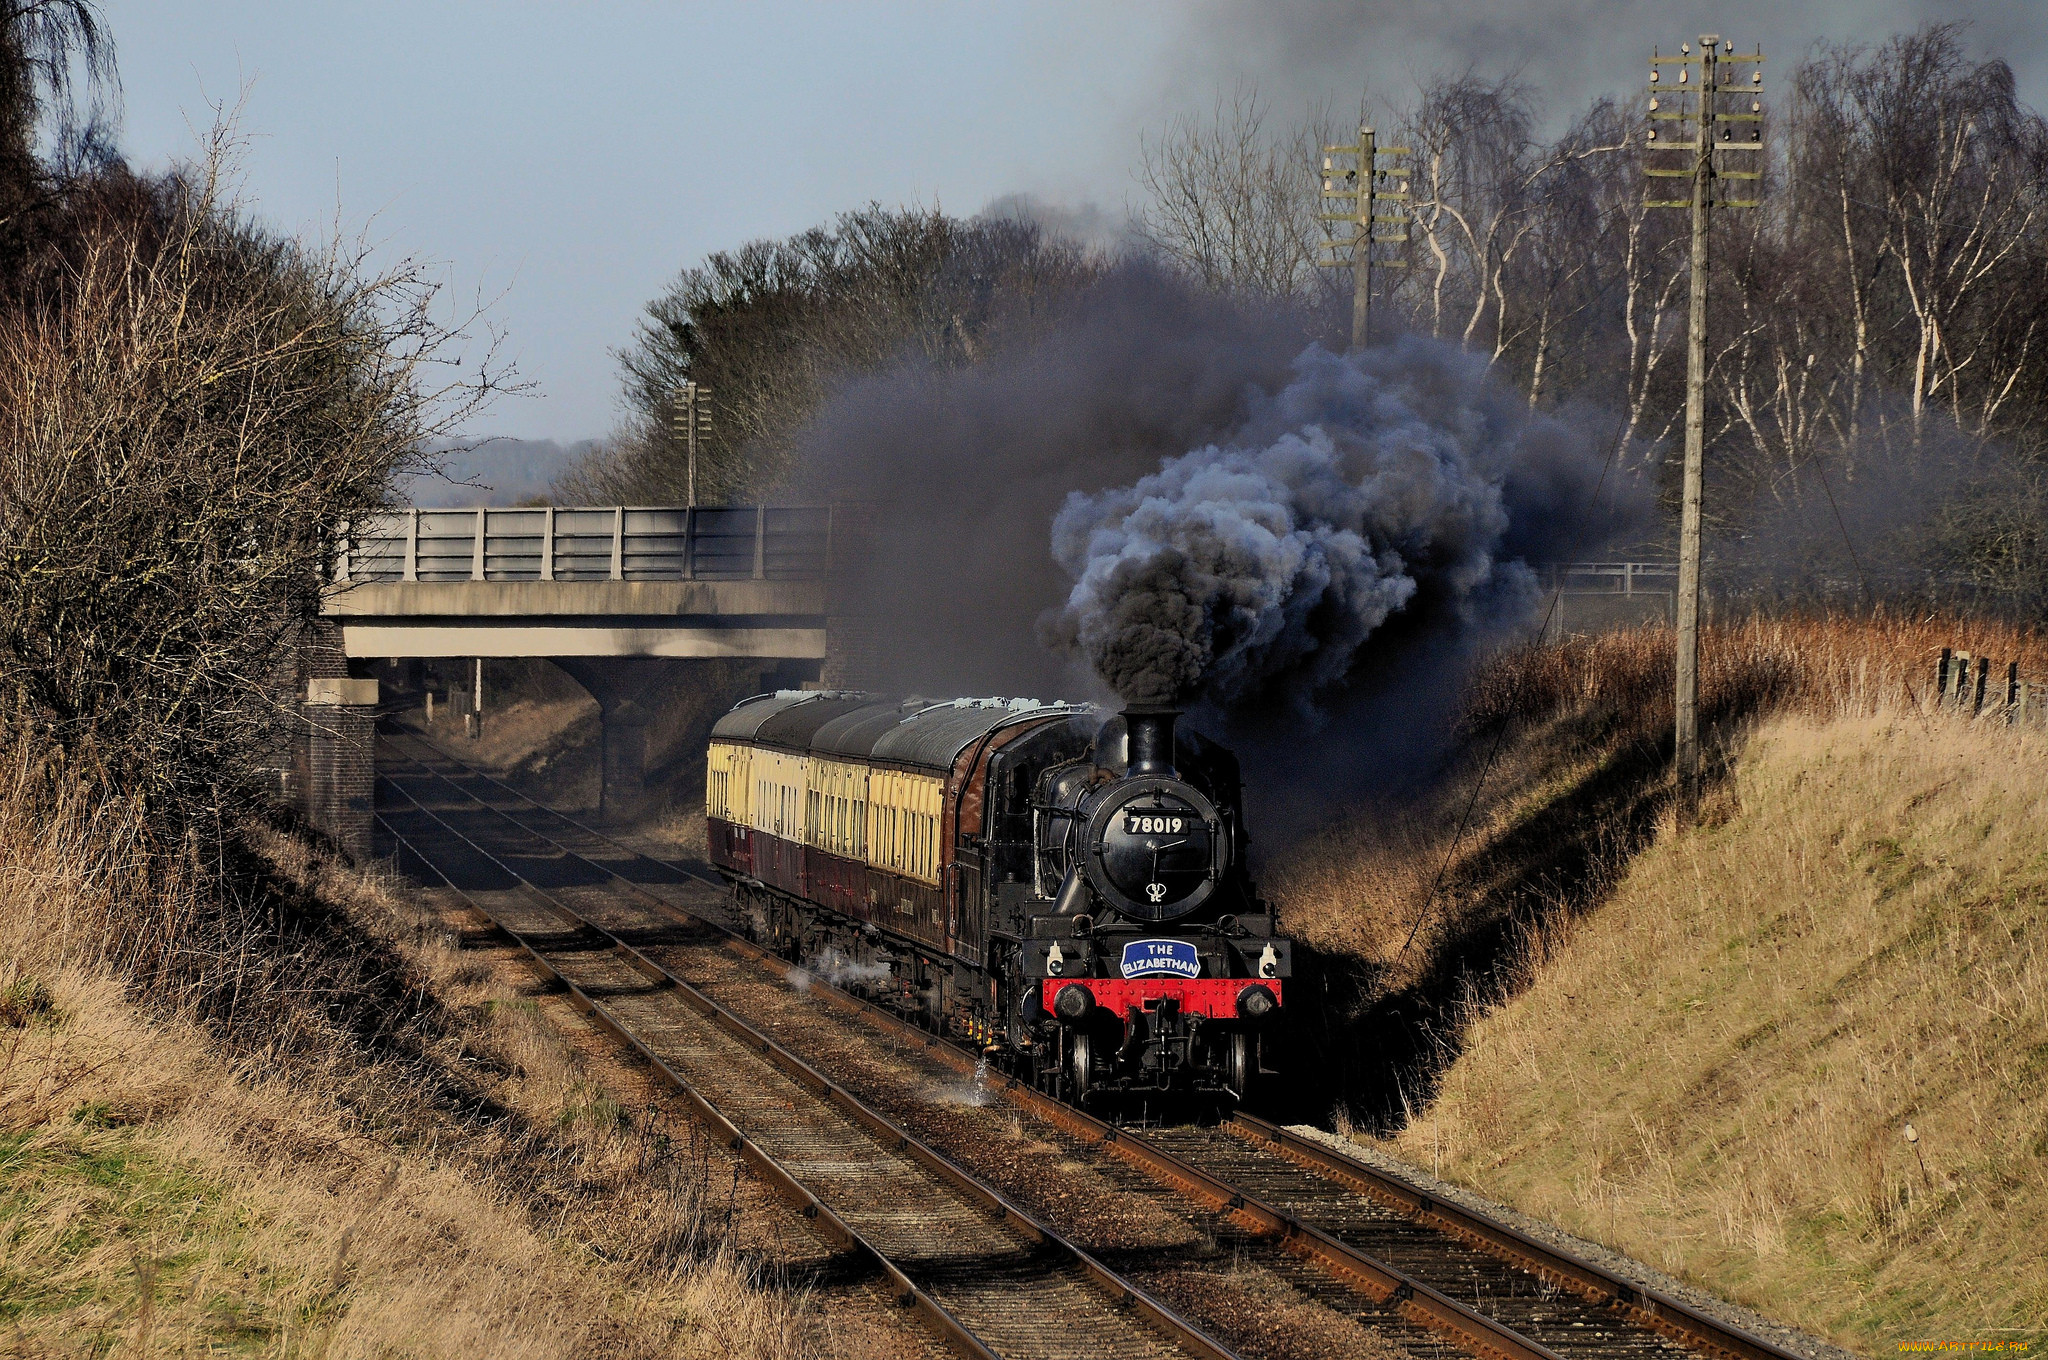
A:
1319;123;1410;351
1645;36;1764;820
670;380;713;507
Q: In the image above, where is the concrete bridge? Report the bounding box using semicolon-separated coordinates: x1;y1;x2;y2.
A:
323;505;832;660
302;505;871;857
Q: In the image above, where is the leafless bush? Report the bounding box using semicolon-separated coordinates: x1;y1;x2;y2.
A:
0;128;504;844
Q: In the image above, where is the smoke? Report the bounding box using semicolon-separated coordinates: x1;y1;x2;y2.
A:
1044;338;1638;713
791;264;1645;828
1152;2;2048;140
798;946;895;991
793;261;1315;702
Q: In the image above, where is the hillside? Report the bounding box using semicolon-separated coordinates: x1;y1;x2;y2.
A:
0;759;900;1358
1270;620;2047;1351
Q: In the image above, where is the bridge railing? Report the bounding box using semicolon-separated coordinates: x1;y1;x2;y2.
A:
333;506;834;584
1541;561;1680;595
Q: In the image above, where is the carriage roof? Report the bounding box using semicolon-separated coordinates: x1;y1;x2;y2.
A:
713;691;1097;774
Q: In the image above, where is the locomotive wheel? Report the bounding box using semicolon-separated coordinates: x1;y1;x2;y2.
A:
1228;1032;1256;1103
1067;1030;1094;1101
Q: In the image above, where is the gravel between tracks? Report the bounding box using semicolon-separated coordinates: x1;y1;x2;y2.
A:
384;736;1852;1360
382;765;1207;1360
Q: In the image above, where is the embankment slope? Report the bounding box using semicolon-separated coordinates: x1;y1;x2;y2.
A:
1371;708;2047;1349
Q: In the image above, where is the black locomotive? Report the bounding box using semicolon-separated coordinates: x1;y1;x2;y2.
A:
705;693;1290;1110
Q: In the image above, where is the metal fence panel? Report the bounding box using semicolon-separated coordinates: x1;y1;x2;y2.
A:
689;507;758;579
350;512;408;582
622;508;692;581
552;508;616;580
764;506;830;579
416;510;480;581
483;508;547;580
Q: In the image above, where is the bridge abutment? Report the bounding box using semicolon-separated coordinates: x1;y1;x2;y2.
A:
293;617;379;859
305;678;379;860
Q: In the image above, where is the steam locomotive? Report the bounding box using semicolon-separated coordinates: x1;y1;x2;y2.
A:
703;691;1291;1111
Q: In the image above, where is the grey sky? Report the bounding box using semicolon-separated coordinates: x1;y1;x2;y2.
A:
104;3;2048;447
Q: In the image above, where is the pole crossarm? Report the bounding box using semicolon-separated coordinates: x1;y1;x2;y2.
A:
1317;123;1413;351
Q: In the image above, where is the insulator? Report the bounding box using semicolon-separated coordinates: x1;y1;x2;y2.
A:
1649;70;1660;83
1752;100;1762;112
1322;156;1332;170
1679;69;1689;84
1647;129;1657;141
1649;97;1660;110
1753;70;1763;84
1681;42;1691;53
1724;39;1734;52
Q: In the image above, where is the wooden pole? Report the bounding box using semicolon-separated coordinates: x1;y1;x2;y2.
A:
1352;125;1374;353
1674;36;1719;822
686;380;699;509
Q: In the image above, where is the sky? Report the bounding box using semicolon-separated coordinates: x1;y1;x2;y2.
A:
103;1;2048;457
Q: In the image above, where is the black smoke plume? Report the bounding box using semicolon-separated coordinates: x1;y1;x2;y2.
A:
793;265;1644;823
1041;339;1631;712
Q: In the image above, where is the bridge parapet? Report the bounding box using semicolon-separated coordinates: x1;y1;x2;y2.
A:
336;505;832;584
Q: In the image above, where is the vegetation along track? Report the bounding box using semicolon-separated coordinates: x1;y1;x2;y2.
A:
375;733;1808;1360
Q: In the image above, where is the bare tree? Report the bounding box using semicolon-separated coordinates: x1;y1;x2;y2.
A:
571;206;1097;504
1131;82;1339;301
0;128;504;831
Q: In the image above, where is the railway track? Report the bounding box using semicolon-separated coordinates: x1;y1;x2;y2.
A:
375;759;1237;1360
375;732;1809;1360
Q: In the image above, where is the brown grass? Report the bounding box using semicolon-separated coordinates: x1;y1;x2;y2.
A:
1265;610;2047;1347
1268;612;2048;1128
1284;610;2048;965
0;753;824;1357
1369;706;2048;1349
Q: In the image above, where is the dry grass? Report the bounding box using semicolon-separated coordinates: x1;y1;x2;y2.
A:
399;692;603;810
1263;610;2048;1347
0;754;823;1357
1369;704;2048;1349
1277;611;2048;987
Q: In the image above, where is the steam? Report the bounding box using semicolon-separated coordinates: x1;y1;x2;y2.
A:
1045;339;1627;713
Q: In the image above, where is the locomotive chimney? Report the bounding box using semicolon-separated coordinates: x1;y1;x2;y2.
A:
1123;707;1179;778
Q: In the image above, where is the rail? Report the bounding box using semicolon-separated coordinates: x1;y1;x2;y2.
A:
381;737;1815;1360
332;505;834;584
377;751;1241;1360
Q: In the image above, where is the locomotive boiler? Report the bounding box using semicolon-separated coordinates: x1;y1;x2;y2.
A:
703;691;1291;1110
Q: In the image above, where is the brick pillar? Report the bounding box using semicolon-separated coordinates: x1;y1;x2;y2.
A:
306;677;378;860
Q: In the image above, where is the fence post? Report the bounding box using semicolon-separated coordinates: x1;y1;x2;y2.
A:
1973;656;1989;714
2006;661;2019;724
1937;647;1951;703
